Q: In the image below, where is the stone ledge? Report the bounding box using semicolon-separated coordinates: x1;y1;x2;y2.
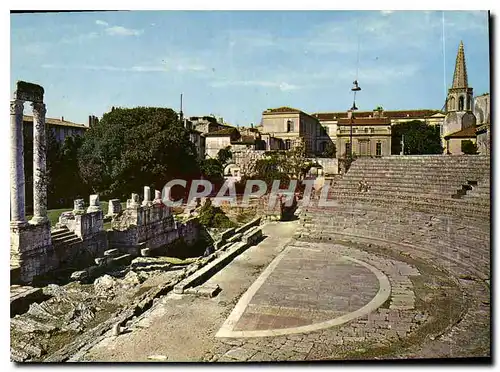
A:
174;240;249;294
10;286;49;317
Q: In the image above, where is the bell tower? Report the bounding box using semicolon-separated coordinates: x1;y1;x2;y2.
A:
443;41;476;141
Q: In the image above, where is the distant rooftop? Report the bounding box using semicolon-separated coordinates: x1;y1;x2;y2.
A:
23;115;88;129
313;109;443;121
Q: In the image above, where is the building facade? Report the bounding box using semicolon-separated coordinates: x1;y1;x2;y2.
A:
261;107;326;155
336;112;392;158
23;115;89;143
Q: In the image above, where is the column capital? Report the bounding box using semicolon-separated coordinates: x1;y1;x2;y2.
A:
10;100;24;116
31;102;47;117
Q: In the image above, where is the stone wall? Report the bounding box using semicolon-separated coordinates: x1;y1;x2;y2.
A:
474;94;490;125
11;222;52;283
308;157;339;175
108;200;200;256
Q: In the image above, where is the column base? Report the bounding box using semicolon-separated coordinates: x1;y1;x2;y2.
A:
29;216;49;225
87;207;102;213
10;220;29;229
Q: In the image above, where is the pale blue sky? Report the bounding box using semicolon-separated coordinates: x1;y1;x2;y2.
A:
10;10;490;126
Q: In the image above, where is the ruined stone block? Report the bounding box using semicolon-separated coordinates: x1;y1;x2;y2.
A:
70;270;88;282
107;199;122;216
87;194;102;213
104;249;119;257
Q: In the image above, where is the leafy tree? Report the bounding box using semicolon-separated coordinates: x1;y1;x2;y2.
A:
461;140;478;155
217;146;233;166
48;135;91;209
78;107;201;199
200;158;224;185
320;142;336;158
391;120;443;155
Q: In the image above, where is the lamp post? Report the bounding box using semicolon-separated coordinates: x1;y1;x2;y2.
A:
350;80;361;159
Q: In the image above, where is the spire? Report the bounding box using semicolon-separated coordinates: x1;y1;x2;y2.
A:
451;41;468;89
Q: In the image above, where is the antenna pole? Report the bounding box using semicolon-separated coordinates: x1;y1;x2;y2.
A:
179;93;184;124
442;11;447;102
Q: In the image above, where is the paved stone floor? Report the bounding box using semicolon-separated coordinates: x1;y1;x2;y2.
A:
78;221;486;362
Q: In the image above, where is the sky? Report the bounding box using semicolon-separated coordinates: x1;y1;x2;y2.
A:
10;10;490;127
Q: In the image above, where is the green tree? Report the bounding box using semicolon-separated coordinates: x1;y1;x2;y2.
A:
200;158;224;185
461;140;478;155
216;146;233;166
78;107;200;199
391;120;443;155
48;134;91;208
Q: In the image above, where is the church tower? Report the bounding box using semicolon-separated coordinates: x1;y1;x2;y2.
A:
443;41;476;142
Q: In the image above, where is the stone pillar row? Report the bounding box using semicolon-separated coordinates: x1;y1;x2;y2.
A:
10;99;49;226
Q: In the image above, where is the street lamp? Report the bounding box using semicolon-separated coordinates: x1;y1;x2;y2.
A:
349;80;361;159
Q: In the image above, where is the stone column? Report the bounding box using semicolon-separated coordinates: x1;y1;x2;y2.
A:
73;199;85;214
10;99;27;227
30;102;48;224
153;190;162;204
87;194;102;213
127;193;141;209
142;186;152;207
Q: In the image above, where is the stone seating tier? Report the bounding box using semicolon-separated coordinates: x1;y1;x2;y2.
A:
297;205;490;280
321;194;489;218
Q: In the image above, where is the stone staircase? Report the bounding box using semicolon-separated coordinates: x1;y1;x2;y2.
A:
327;155;490;219
51;228;81;247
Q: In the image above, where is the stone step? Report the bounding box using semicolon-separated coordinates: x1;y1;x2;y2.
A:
346;171;489;179
297;228;489;266
296;232;489;277
330;185;465;195
301;211;490;234
299;218;490;241
295;230;489;280
313;199;490;219
51;228;71;238
327;191;490;207
352;155;490;162
52;235;81;246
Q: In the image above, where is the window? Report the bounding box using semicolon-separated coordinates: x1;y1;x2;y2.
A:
459;96;465;111
376;142;382;156
364;127;369;133
370;128;375;133
286;120;294;132
324;126;329;135
285;139;292;150
449;96;456;111
345;142;351;155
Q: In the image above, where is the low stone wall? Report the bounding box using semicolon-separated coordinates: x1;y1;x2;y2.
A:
242;226;263;245
309;157;339;175
11;222;52;284
235;217;261;235
173;226;263;294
